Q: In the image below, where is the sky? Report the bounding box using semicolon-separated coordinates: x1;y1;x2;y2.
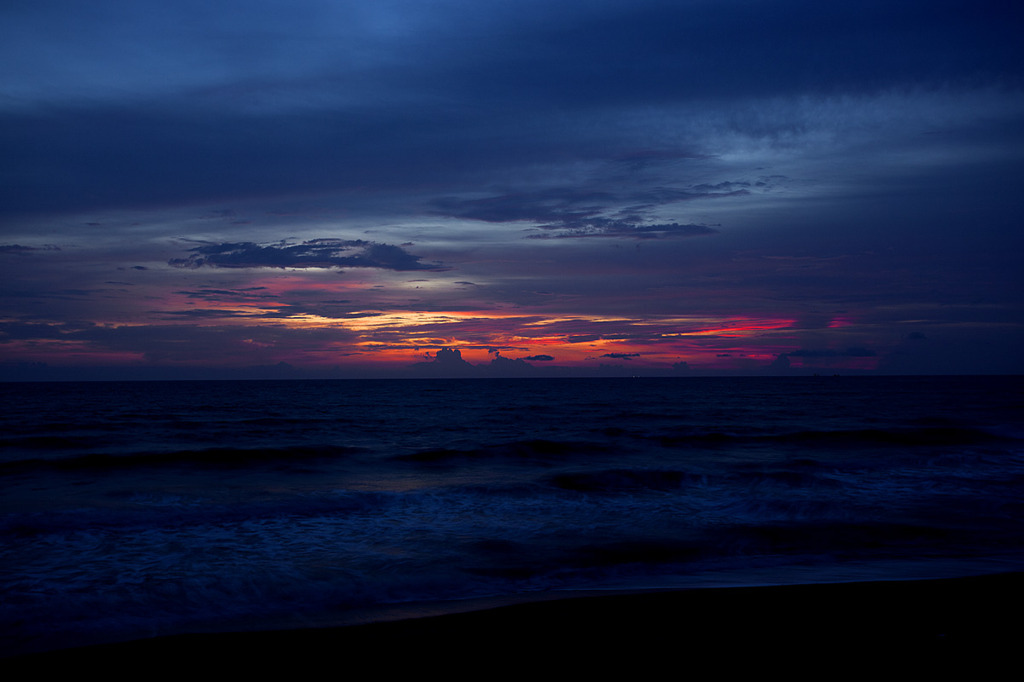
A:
1;0;1022;380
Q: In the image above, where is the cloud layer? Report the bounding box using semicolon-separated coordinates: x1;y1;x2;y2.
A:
168;239;440;271
1;1;1022;378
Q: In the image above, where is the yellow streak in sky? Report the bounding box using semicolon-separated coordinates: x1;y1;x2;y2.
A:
276;310;533;332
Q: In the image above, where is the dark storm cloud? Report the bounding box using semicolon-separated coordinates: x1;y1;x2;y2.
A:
168;239;441;271
0;103;506;215
2;1;1019;218
388;0;1022;120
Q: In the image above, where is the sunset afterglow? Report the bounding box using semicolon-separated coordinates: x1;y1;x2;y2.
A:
1;1;1021;379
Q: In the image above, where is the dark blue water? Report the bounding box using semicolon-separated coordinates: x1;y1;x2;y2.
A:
2;376;1022;655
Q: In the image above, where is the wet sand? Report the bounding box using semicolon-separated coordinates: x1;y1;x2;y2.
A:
8;572;1021;675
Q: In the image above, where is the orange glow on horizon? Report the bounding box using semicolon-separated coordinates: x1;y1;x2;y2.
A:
5;303;831;372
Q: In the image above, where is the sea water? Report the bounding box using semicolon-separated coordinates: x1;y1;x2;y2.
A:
2;376;1022;655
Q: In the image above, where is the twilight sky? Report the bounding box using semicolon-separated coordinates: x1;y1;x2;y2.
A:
2;0;1022;379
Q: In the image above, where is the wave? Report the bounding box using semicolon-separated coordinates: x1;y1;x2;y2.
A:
657;425;1015;449
395;438;611;463
547;469;700;493
0;443;364;474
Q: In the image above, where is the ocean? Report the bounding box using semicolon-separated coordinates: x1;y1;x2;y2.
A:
2;375;1022;656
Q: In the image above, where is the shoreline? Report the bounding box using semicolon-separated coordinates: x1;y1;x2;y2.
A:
8;571;1022;673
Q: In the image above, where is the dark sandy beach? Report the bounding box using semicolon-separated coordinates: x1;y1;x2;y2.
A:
8;571;1021;675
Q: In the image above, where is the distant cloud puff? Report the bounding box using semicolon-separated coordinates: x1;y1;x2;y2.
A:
525;354;555;361
410;347;479;376
0;244;60;255
169;239;442;271
528;222;717;240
